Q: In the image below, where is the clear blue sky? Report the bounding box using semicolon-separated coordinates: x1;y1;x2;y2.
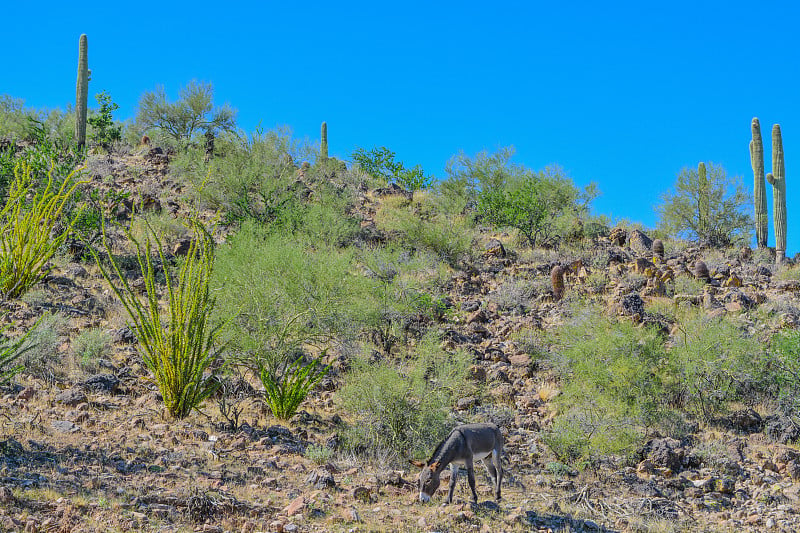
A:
5;1;799;254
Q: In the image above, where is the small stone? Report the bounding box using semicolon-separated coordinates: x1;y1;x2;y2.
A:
55;388;87;407
269;520;283;533
284;495;305;516
51;420;80;433
16;387;34;400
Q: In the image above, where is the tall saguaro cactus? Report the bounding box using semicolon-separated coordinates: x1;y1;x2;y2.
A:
766;124;787;263
750;118;769;248
75;34;89;149
320;121;328;160
697;162;710;239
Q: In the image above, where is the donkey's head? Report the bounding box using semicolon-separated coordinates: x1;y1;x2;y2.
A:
410;460;441;503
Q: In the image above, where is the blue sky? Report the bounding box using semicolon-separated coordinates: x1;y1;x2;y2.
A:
5;1;799;254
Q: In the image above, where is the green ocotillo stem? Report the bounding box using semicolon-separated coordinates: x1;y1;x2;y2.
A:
750;118;768;248
320;121;328;160
698;162;709;239
75;34;89;148
766;123;787;263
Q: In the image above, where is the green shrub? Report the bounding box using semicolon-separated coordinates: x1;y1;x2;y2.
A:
351;146;433;192
17;313;67;380
71;328;112;373
87;91;122;149
94;218;222;419
0;161;86;299
305;443;334;465
664;311;766;421
544;306;667;465
212;222;355;375
337;332;472;460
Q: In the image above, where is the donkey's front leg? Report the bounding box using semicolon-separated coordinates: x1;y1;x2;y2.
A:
465;459;478;503
445;463;459;504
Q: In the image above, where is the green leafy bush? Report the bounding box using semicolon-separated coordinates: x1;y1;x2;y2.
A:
544;307;667;465
337;332;472;460
657;162;751;246
664;311;765;421
94;218;222;419
136;80;237;142
71;328;112;373
212;223;356;374
0;161;86;299
352;146;433;192
17;313;66;380
87;91;122;149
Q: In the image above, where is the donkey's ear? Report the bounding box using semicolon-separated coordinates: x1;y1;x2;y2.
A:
409;460;426;468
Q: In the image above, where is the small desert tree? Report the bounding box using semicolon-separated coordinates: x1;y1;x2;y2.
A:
136;80;237;142
657;162;751;247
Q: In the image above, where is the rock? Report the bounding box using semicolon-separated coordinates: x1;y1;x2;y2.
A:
284;495;306;516
0;486;14;503
82;373;120;393
51;420;80;433
16;387;35;400
55;388;87;407
609;227;626;246
628;229;653;252
764;414;800;444
111;327;136;344
305;468;336;489
269;520;284;533
484;239;506;258
172;238;192;256
644;438;685;472
466;309;488;324
619;292;646;320
713;408;763;434
352;486;373;503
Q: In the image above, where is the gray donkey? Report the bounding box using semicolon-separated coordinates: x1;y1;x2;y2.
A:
410;422;503;504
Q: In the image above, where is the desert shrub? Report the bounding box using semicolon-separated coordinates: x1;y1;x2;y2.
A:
212;222;355;374
94;218;222;419
543;306;667;465
337;332;472;460
657;162;751;246
17;313;67;380
0;95;37;139
173;127;312;225
664;311;767;421
0;161;86;299
129;211;190;249
71;328;112;373
352;246;450;354
351;146;433;193
136;80;236;142
86;91;122;150
374;194;474;267
671;274;707;296
305;443;334;465
769;330;800;426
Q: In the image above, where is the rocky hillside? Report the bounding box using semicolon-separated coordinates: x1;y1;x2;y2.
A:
0;146;799;533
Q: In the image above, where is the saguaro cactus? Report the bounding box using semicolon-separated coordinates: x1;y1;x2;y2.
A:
750;118;768;248
320;121;328;160
697;162;710;240
75;34;89;149
766;124;787;263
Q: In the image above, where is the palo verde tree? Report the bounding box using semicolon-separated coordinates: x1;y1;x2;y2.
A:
136;80;237;142
657;162;752;247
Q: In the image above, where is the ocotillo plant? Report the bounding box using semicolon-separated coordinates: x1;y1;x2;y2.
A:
320;121;328;160
750;118;768;248
766;124;787;263
75;34;89;149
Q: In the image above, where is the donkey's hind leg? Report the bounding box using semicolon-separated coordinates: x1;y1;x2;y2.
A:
491;449;503;500
482;458;498;489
